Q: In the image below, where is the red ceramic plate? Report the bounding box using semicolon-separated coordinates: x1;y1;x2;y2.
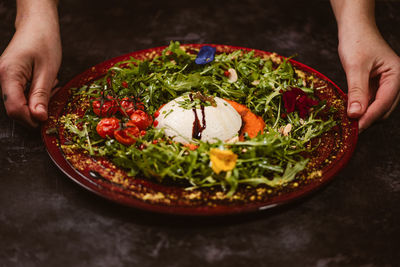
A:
41;44;358;216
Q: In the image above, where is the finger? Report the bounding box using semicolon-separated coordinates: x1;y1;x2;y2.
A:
50;78;60;98
382;91;400;119
50;86;61;98
52;78;59;88
358;77;400;131
345;64;371;118
28;65;58;122
0;66;39;127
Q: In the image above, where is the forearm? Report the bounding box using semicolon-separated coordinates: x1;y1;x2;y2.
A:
15;0;59;29
330;0;379;40
11;0;61;57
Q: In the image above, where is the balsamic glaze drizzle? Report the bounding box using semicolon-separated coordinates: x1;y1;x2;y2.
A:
189;93;207;140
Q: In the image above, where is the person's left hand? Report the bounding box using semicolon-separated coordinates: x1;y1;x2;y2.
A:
0;9;61;127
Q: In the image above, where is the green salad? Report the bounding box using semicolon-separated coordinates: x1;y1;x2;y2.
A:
62;41;337;196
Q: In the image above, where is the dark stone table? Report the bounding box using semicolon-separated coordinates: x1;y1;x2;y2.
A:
1;1;399;266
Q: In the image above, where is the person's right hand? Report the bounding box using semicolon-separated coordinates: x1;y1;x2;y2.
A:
338;28;400;132
0;2;61;127
330;0;400;132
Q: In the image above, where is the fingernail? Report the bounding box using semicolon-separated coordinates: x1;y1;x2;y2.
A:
348;102;361;114
35;104;46;113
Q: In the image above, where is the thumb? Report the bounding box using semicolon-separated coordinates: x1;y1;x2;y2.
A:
345;65;370;118
28;65;57;122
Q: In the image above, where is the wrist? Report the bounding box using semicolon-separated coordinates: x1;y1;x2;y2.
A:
15;0;59;30
338;22;380;44
331;0;378;42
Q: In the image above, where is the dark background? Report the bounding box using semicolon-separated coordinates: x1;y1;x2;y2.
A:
1;0;399;266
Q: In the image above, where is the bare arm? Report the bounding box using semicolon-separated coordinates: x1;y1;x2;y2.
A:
330;0;400;132
0;0;61;127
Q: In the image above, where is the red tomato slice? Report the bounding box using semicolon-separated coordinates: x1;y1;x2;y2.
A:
96;118;120;138
114;125;140;145
119;97;136;116
135;102;145;110
92;100;118;117
129;110;153;130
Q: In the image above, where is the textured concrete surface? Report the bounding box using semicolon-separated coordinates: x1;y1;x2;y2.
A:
1;0;399;266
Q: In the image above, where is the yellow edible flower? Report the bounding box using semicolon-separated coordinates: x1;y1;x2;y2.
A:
209;148;238;174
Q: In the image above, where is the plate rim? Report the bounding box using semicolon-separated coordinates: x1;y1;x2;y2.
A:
41;43;358;216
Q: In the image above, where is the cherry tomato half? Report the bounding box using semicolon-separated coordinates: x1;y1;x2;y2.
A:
129;110;152;130
96;118;120;139
114;125;140;145
119;97;136;116
135;102;145;111
92;99;118;117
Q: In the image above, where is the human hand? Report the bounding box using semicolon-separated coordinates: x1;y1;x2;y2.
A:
0;1;61;127
330;0;400;132
338;28;400;132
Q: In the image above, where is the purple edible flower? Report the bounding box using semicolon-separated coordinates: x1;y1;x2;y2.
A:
195;46;216;65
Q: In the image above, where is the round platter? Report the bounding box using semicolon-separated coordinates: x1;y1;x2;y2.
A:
41;44;358;216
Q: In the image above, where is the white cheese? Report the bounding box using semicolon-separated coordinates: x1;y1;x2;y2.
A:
156;95;242;144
